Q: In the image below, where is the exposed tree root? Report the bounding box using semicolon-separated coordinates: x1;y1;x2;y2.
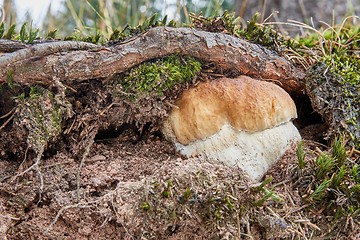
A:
0;27;305;94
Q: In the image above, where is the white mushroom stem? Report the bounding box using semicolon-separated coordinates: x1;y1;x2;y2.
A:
162;76;301;181
174;122;301;181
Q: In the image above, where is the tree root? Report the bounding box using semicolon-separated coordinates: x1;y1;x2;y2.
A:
0;27;305;94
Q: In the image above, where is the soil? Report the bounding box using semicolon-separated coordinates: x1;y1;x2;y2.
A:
0;132;178;239
2;122;358;240
0;72;358;240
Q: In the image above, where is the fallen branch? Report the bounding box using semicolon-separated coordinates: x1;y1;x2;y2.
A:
0;27;305;93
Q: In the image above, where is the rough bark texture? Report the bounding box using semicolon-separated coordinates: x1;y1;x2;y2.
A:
0;27;305;94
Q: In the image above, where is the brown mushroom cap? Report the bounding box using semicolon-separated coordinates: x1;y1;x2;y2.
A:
163;76;298;145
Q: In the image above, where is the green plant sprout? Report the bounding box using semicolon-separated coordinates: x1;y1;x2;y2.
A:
297;140;306;169
298;137;360;216
19;23;40;44
0;22;5;38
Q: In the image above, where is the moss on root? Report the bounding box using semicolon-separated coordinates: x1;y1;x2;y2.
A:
291;19;360;149
16;86;72;153
118;54;202;98
190;12;285;52
306;62;360;149
105;54;201;129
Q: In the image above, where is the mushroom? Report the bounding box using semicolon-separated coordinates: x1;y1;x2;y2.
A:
162;76;301;181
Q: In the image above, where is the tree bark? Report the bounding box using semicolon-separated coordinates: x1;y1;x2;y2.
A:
0;26;306;94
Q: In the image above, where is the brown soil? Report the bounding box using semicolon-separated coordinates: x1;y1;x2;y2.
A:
0;72;358;240
2;124;358;240
1;133;178;239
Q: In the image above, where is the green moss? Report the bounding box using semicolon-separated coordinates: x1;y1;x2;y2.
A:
324;54;360;87
118;54;201;98
6;69;14;89
224;196;234;211
315;153;334;180
138;167;257;237
0;22;4;39
191;12;285;52
140;202;151;211
4;24;16;40
64;30;104;44
237;13;284;51
299;138;360;216
0;23;40;43
331;137;347;166
350;164;360;183
307;62;360;148
178;187;192;203
161;190;171;198
109;14;171;42
309;179;331;203
19;23;39;44
296;140;306;169
294;21;360;148
254;178;283;206
16;87;71;153
296;32;319;48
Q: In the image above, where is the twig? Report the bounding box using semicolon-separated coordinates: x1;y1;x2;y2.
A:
99;102;122;115
12;145;45;203
0;214;20;221
13;145;44;179
164;101;179;109
349;147;360;157
0;107;16;119
46;182;122;233
0;109;16;132
293;219;321;231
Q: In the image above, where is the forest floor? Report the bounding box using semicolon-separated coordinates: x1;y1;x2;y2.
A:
1;120;359;240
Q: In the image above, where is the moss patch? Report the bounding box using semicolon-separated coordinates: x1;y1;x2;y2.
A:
16;87;72;153
306;62;359;148
133;159;262;239
295;137;360;218
293;20;360;148
190;12;285;52
118;54;202;98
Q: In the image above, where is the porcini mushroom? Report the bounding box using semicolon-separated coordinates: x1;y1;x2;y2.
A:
162;76;301;181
